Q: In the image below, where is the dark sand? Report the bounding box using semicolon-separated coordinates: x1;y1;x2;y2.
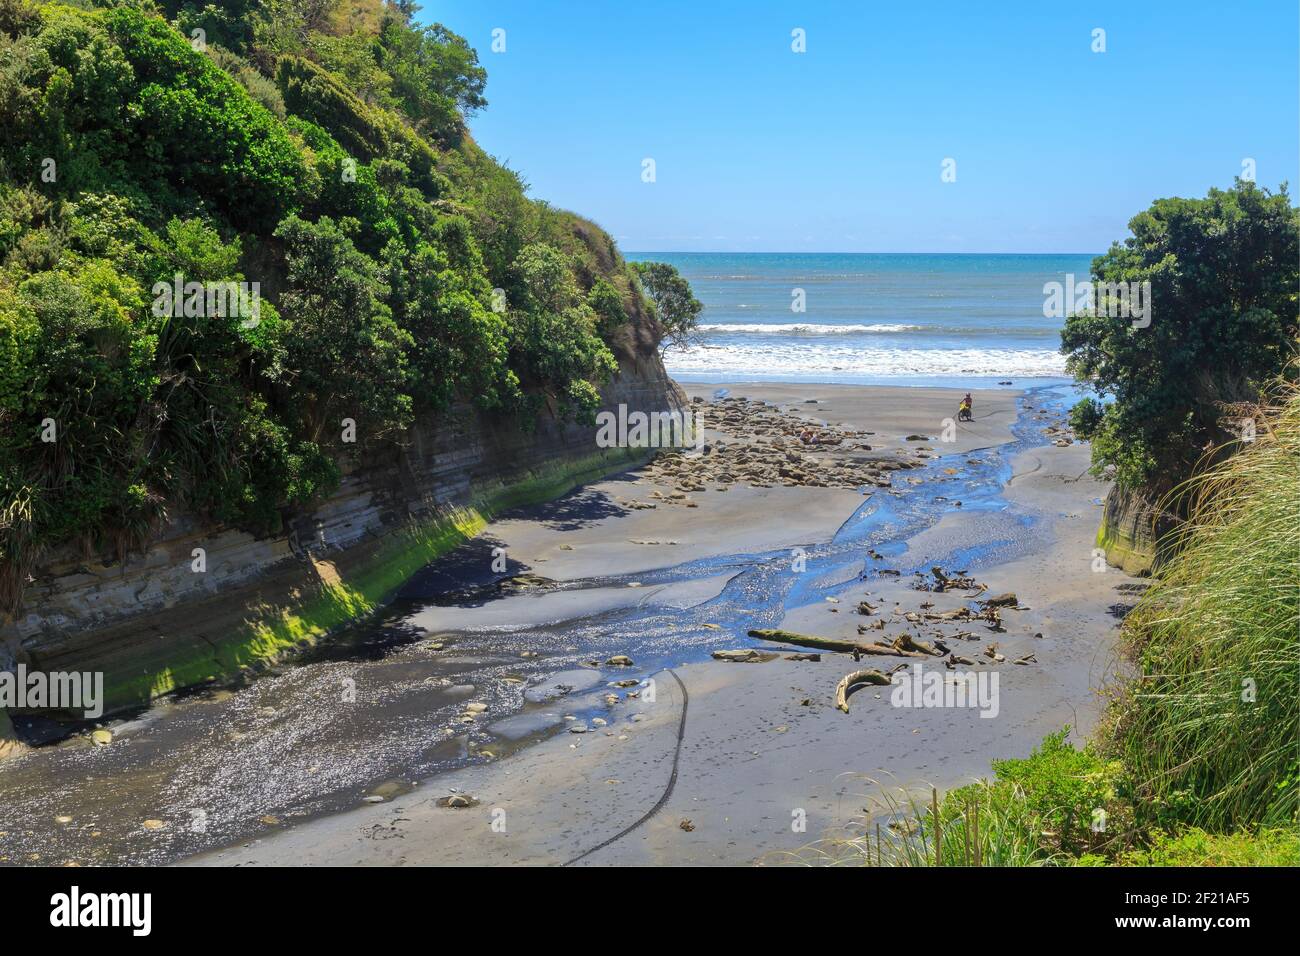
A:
188;383;1138;867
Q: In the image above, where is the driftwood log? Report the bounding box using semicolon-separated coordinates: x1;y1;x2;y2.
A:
748;628;932;658
835;669;890;713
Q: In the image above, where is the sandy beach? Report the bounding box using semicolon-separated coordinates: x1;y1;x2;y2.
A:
170;381;1139;867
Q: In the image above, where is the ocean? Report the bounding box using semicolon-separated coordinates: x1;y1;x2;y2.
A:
626;252;1097;388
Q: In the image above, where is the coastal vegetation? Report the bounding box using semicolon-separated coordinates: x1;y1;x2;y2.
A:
1060;180;1297;495
0;0;660;616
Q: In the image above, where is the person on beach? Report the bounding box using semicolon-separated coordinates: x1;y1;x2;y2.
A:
959;394;973;422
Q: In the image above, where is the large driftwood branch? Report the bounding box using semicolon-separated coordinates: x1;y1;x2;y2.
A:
835;669;890;713
747;628;932;658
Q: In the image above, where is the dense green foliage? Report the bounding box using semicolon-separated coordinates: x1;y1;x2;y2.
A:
1067;395;1104;439
0;0;649;611
1061;180;1298;492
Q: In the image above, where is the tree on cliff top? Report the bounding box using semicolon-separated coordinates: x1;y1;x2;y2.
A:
631;261;703;356
1061;180;1299;494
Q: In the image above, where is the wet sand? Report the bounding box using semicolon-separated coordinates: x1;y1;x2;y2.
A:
185;383;1139;867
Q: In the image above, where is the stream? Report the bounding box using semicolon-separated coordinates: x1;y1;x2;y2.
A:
0;384;1081;866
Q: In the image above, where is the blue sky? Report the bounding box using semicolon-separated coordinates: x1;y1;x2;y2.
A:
429;1;1299;253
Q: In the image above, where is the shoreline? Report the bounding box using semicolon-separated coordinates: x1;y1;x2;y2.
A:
0;381;1137;867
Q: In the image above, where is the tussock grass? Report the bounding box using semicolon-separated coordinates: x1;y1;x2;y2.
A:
1105;380;1300;831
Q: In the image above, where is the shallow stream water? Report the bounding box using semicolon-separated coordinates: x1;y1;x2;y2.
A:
0;384;1080;866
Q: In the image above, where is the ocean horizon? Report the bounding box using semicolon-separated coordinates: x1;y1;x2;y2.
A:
627;252;1099;388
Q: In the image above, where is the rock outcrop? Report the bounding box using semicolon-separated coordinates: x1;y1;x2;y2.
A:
1096;484;1180;576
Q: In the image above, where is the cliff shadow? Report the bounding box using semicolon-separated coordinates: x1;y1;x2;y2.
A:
515;476;636;532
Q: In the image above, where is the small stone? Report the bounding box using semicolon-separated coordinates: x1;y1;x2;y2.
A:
141;819;167;830
90;729;112;746
605;655;634;666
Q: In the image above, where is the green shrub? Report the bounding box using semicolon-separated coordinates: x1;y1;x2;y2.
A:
989;728;1129;855
1116;827;1299;867
588;277;628;336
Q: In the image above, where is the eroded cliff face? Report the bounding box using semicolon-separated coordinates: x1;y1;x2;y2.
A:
0;348;686;724
1096;484;1181;576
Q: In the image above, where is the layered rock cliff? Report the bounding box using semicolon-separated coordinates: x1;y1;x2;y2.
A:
1;343;685;725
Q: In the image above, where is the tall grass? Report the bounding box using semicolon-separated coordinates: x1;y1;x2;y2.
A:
1106;380;1300;830
780;779;1058;867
